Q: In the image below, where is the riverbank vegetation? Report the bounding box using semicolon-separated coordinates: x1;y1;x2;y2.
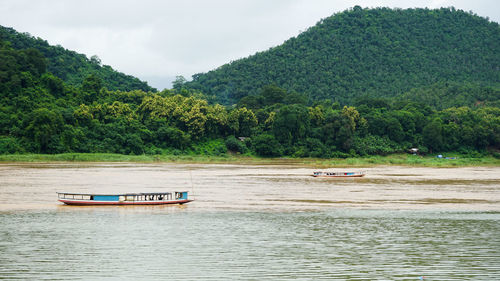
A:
1;67;498;159
1;153;499;167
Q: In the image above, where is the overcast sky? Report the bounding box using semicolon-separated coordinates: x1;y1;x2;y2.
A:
1;0;498;90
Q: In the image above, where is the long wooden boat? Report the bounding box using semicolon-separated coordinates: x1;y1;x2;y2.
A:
57;191;193;206
312;171;365;178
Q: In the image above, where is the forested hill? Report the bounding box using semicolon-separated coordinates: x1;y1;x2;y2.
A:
0;25;155;92
185;7;500;105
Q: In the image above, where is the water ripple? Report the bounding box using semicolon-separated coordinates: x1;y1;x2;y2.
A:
1;210;499;280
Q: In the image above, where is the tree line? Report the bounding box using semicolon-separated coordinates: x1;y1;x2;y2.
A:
0;42;498;157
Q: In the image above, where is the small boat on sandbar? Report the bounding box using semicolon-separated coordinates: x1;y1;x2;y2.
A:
57;191;193;206
312;171;365;178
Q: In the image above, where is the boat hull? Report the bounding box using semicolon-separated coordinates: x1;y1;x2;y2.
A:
59;199;193;206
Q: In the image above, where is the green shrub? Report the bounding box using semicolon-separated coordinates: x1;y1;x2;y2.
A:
352;135;398;155
192;139;227;156
225;136;247;154
0;136;24;154
252;134;283;157
329;151;350;159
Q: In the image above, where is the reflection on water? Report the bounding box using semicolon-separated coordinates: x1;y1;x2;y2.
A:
0;163;499;280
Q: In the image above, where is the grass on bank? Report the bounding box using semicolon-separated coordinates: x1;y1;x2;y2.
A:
0;153;499;167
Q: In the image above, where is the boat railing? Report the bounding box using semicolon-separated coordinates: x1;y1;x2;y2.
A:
57;193;92;200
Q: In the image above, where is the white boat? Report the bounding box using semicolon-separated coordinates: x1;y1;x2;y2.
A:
312;171;365;178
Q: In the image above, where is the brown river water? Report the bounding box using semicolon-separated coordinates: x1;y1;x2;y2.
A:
0;163;498;211
0;163;499;280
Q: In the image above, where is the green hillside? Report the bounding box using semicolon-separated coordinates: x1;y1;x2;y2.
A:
185;7;500;105
396;82;500;110
0;25;155;92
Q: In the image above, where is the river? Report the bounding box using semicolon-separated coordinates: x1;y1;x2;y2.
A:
0;163;499;280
